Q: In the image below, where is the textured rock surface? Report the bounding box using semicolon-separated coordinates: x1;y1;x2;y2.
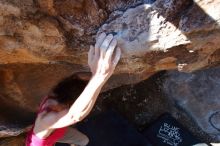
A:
163;67;220;141
0;71;215;145
99;0;220;74
0;134;24;146
0;0;220;139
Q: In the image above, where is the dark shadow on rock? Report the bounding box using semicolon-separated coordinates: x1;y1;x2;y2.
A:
163;67;220;141
0;95;35;137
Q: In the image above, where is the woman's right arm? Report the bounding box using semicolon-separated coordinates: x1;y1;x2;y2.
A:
49;33;121;128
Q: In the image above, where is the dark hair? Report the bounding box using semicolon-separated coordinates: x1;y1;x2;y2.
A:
50;74;88;107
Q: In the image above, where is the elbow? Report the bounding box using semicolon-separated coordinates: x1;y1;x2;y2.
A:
68;108;88;123
70;113;83;123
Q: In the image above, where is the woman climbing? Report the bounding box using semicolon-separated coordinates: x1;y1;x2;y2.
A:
26;32;121;146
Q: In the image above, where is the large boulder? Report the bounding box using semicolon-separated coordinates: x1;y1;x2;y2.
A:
163;67;220;141
0;0;220;137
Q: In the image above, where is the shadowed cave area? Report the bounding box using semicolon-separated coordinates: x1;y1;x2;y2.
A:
2;68;220;145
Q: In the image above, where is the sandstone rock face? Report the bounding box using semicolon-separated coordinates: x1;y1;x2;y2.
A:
99;0;220;73
0;0;220;138
0;134;24;146
163;67;220;140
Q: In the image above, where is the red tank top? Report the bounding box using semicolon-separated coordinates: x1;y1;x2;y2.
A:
26;96;67;146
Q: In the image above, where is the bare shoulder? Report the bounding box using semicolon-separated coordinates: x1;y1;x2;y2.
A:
39;110;68;124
